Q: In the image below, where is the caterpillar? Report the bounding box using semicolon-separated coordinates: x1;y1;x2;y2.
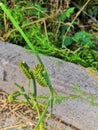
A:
18;61;48;87
18;61;31;79
32;64;48;87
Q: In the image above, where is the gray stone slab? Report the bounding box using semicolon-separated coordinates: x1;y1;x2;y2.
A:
0;41;98;130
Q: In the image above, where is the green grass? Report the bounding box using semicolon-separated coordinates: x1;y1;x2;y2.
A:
0;0;98;70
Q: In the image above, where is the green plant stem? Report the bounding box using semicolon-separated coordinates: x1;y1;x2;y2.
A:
34;98;51;130
28;79;31;96
14;82;33;107
0;3;54;129
0;2;53;97
0;2;54;111
31;74;37;101
31;97;45;130
15;82;45;130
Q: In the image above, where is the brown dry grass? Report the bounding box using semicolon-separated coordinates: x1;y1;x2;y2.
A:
0;89;78;130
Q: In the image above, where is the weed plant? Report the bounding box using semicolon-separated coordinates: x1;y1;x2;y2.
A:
0;3;54;130
0;2;98;130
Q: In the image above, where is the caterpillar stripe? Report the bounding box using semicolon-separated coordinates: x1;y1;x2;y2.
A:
18;61;31;79
33;64;47;87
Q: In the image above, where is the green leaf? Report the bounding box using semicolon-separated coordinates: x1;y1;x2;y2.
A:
73;31;93;46
64;36;74;46
58;7;75;21
65;7;75;18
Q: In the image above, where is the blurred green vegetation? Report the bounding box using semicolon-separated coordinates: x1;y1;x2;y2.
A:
0;0;98;70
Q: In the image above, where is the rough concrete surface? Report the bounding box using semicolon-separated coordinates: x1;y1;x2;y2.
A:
0;41;98;130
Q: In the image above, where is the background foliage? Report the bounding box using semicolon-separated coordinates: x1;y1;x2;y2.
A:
0;0;98;70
